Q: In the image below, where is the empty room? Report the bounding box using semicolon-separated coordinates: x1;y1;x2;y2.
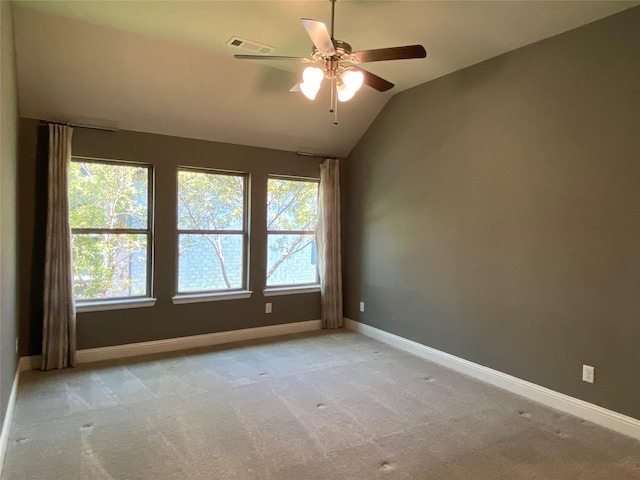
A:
0;1;638;478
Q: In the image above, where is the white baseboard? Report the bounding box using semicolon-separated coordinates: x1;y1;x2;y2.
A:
345;318;640;441
0;368;20;476
20;320;322;370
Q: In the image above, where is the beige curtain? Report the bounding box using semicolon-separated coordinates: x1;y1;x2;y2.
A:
317;158;343;329
42;124;76;370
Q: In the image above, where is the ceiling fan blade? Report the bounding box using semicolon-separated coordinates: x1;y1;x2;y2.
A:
234;54;311;62
351;45;426;63
351;67;394;92
301;18;335;53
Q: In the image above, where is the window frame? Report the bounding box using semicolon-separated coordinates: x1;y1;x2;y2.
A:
175;167;250;296
265;175;320;289
70;156;155;305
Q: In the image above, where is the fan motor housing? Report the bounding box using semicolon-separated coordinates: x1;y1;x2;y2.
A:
312;40;352;62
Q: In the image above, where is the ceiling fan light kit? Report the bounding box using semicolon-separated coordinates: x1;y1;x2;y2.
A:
234;0;427;125
301;65;363;103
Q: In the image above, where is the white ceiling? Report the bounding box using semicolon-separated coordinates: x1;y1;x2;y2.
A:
12;1;638;157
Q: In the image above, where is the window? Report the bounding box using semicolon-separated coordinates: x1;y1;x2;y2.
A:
69;159;153;302
266;177;319;287
177;169;247;294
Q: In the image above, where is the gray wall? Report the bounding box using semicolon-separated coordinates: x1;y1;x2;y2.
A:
19;119;321;355
0;0;20;423
343;7;640;419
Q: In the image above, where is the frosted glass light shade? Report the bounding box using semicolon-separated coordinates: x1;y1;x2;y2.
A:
300;66;324;100
300;82;321;100
303;66;324;85
337;69;364;102
342;69;364;91
337;82;356;102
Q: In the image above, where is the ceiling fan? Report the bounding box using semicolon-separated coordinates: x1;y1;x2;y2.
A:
234;0;427;125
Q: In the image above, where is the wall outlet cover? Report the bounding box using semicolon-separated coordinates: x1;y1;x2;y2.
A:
582;364;595;384
359;302;365;313
265;303;272;314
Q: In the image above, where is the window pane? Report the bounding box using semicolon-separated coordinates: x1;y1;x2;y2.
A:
178;234;243;292
69;162;148;229
72;233;147;300
267;234;317;286
178;171;244;231
267;179;318;231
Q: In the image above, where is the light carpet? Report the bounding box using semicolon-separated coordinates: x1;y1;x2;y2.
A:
2;331;639;479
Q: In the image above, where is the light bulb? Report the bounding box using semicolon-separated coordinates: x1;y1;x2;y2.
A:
337;81;356;102
342;69;364;92
300;82;321;100
302;67;324;86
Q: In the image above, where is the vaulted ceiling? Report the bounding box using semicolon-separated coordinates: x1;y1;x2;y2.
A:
12;1;638;157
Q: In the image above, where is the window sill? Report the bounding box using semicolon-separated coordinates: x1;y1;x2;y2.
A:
172;290;253;305
76;298;157;313
263;285;321;297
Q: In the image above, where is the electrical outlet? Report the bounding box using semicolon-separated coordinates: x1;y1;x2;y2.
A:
582;365;594;384
359;302;365;313
265;303;272;314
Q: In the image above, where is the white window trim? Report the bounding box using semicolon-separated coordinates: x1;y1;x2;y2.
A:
263;285;321;297
76;297;157;313
172;290;253;305
70;157;155;304
176;168;249;296
266;176;320;288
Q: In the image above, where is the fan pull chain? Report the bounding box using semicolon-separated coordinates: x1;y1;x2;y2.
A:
329;76;335;113
330;77;338;125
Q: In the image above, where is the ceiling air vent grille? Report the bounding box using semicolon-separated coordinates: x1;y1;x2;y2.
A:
226;37;274;55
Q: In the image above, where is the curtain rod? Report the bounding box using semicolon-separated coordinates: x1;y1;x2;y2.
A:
43;120;118;132
296;151;337;159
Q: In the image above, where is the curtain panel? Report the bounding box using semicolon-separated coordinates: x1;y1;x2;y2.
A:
317;158;343;329
42;123;76;370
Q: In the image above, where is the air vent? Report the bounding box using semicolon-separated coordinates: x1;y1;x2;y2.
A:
226;36;275;55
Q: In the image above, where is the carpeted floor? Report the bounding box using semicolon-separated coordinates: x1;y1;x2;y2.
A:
2;331;639;479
